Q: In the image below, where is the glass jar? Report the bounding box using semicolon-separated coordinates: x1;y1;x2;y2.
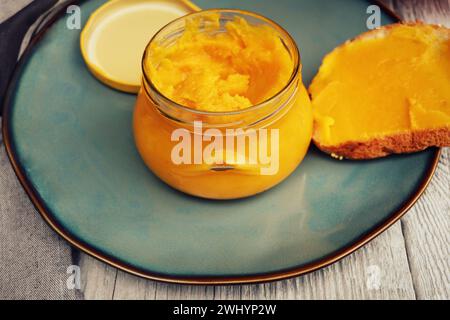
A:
133;9;312;199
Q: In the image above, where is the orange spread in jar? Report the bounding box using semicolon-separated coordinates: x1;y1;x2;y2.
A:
145;14;294;111
134;11;312;199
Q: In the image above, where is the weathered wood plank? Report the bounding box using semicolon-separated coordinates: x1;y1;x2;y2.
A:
237;223;415;300
213;286;242;300
79;255;117;300
390;0;450;26
382;0;450;301
112;271;157;300
401;149;449;299
112;271;215;300
89;215;414;300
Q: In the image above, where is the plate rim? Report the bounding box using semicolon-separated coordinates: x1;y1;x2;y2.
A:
1;0;442;285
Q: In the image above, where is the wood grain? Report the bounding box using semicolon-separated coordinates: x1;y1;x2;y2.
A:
402;150;449;299
380;0;450;300
390;0;450;27
80;223;416;300
4;0;439;300
79;255;116;300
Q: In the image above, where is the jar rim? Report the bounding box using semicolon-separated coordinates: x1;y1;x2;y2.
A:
141;8;301;117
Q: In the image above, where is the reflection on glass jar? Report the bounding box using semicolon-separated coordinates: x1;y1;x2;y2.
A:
133;9;312;199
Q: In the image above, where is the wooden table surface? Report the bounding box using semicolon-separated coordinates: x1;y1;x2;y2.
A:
2;0;449;300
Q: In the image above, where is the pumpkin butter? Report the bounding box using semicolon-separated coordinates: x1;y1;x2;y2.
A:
146;14;294;111
134;10;312;199
310;24;450;159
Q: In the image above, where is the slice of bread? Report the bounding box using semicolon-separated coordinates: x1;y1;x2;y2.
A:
309;23;450;159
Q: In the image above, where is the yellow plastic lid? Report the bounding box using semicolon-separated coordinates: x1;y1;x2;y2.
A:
80;0;199;93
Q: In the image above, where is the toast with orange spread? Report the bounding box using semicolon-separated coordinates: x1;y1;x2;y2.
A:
309;23;450;159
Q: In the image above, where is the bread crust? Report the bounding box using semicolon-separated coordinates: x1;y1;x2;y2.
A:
310;23;450;160
314;127;450;160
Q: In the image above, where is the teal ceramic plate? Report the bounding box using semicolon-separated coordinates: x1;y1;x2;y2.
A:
2;0;440;284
